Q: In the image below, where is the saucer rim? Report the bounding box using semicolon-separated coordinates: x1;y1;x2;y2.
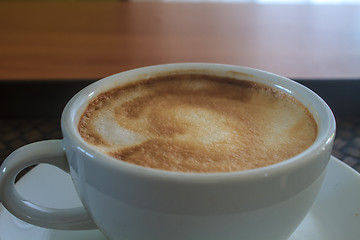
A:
0;156;359;240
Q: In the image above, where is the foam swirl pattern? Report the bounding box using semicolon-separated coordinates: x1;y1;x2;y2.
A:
78;74;317;173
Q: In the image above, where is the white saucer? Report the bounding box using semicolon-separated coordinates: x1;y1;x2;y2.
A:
1;156;359;240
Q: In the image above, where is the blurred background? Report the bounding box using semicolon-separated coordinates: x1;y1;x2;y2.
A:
0;0;359;173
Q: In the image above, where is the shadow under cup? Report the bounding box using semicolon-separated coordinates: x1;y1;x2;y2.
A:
61;63;336;240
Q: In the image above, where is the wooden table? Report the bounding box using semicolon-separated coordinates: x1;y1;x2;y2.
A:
1;2;360;81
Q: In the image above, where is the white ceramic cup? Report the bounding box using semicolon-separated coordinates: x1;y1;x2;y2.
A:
0;63;335;240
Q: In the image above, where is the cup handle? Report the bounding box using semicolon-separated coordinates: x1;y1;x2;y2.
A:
0;140;97;230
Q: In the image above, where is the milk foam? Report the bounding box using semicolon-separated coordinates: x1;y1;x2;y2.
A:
78;74;317;173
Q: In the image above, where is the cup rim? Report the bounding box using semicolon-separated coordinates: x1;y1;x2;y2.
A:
61;63;336;181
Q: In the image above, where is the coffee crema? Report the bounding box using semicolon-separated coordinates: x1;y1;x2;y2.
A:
78;74;317;173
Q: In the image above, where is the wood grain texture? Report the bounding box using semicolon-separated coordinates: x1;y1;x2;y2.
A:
0;2;359;80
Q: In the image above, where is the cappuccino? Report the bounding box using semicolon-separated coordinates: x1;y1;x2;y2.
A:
78;74;317;173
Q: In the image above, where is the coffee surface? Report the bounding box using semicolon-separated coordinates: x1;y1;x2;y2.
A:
78;74;317;173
